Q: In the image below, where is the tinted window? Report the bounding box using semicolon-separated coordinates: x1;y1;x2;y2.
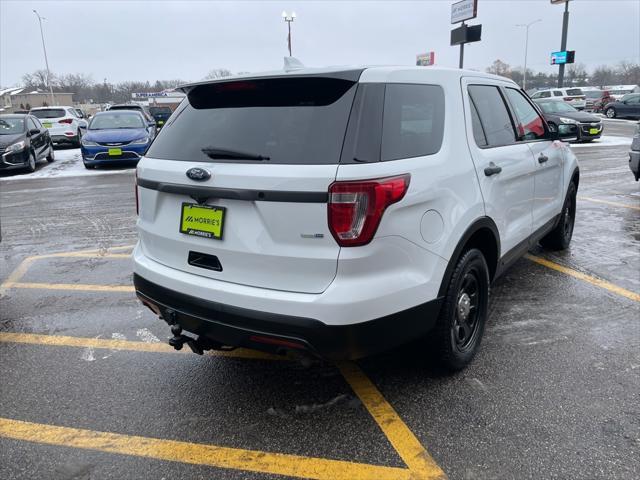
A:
505;88;546;140
381;84;444;161
31;108;66;119
469;99;487;147
553;91;563;97
539;91;551;98
626;94;640;104
147;77;358;164
468;85;516;147
341;83;385;163
566;88;583;96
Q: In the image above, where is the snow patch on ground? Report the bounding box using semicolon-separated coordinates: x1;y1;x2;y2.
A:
570;135;632;148
0;148;134;182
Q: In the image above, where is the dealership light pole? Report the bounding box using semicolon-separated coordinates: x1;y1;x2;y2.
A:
282;11;296;56
516;19;541;91
33;9;55;106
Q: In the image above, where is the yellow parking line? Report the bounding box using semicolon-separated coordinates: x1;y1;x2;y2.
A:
0;256;36;295
338;362;446;480
0;417;413;480
5;282;135;293
0;332;283;361
578;196;640;211
525;254;640;303
0;332;445;478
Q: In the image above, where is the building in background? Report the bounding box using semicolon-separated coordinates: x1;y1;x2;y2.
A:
0;87;73;113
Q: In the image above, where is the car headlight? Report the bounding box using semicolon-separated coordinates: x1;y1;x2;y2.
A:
7;140;26;153
559;117;578;125
130;137;149;145
81;138;98;147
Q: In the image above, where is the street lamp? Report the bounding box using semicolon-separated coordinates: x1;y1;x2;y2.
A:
515;19;542;91
33;9;55;106
282;11;296;57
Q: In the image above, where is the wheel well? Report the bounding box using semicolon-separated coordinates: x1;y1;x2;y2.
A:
438;220;500;298
463;228;499;281
571;168;580;188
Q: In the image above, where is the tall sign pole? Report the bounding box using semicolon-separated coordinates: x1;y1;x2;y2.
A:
555;0;570;87
450;0;480;69
33;10;55;106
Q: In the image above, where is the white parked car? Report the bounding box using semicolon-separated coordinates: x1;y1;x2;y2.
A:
29;106;88;147
133;65;580;371
530;88;587;110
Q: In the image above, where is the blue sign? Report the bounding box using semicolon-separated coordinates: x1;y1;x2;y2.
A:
551;50;575;65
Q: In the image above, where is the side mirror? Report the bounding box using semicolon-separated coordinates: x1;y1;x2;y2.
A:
28;128;40;136
556;123;579;142
79;124;87;131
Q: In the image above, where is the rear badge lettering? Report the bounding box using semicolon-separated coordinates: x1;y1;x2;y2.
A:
300;233;324;239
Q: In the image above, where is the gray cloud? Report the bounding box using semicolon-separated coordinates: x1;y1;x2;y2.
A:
1;0;638;86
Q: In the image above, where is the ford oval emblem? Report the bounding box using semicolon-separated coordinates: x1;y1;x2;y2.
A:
186;167;211;181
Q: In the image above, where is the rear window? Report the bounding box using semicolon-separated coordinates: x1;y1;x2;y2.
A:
566;89;583;96
149;107;172;115
146;77;358;164
584;90;603;99
31;108;66;119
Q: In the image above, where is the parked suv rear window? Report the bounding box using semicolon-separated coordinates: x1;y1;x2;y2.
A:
146;77;358;165
565;89;583;96
381;84;445;161
31;109;66;119
468;85;516;147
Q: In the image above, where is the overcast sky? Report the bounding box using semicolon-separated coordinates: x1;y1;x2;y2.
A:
1;0;639;87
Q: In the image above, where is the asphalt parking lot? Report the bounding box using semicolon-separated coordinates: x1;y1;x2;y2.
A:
0;119;638;480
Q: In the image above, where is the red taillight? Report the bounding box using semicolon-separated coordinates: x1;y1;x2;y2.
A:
58;118;73;124
328;174;410;247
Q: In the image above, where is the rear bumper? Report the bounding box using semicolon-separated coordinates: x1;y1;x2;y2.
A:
51;134;78;145
630;150;640;180
134;273;442;360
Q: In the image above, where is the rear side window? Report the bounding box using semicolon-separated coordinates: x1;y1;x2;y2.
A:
504;88;546;140
553;91;563;97
146;77;358;165
468;85;516;147
381;84;445;161
31;109;65;119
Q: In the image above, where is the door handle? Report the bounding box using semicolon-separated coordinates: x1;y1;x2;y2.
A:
484;163;502;176
538;154;549;164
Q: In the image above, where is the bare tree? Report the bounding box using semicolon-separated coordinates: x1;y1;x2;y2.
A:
486;59;511;78
204;69;232;80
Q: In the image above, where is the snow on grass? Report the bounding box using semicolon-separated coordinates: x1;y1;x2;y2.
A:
0;147;134;182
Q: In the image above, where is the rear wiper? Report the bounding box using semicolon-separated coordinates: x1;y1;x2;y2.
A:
201;147;270;161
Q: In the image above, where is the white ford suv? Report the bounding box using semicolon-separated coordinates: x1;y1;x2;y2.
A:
133;65;579;370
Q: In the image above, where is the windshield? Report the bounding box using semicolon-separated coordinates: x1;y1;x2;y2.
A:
31;108;66;119
89;112;145;130
146;77;358;164
0;117;25;134
539;101;578;114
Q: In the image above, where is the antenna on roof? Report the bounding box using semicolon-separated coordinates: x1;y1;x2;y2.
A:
283;57;305;72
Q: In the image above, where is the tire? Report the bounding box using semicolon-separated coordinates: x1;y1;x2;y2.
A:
430;248;490;371
26;151;36;173
46;142;55;162
540;182;577;251
83;162;94;169
605;107;617;119
75;130;82;147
